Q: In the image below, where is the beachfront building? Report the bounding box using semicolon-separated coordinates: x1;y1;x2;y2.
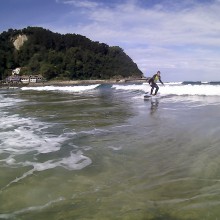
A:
7;74;44;84
6;68;44;84
20;76;30;84
6;75;21;83
20;75;44;84
29;75;43;83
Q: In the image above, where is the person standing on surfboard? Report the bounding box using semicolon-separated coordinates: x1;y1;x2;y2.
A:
148;71;164;95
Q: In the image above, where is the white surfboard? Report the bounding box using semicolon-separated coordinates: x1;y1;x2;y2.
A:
144;93;161;99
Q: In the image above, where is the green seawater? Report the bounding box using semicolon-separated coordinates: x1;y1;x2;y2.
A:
1;85;220;220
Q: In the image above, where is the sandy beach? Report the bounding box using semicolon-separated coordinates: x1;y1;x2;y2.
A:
1;78;148;87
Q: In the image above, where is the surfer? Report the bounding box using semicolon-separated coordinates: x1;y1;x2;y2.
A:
148;71;164;95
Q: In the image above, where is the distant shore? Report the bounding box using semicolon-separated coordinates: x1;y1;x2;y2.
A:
1;78;148;88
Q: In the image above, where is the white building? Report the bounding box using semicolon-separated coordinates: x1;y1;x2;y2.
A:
20;76;30;84
20;75;44;84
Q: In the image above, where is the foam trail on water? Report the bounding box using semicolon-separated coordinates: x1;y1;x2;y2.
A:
21;84;100;92
0;197;65;219
0;151;92;192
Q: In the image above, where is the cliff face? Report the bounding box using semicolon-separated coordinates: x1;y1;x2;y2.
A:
13;34;28;50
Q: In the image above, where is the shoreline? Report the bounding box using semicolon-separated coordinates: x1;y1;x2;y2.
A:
1;78;148;88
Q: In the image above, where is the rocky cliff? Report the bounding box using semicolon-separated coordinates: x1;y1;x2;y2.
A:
13;34;28;50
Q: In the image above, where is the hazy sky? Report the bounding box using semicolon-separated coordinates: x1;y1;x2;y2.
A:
1;0;220;81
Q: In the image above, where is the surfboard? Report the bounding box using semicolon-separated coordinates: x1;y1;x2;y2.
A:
144;93;160;99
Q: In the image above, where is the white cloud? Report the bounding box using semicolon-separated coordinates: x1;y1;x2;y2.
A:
57;0;100;9
53;0;220;81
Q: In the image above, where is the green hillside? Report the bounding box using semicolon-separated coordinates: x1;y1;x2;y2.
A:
0;27;143;81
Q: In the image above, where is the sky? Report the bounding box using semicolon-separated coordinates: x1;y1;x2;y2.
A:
1;0;220;82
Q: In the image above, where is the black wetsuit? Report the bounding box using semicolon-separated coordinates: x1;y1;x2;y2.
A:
148;74;163;95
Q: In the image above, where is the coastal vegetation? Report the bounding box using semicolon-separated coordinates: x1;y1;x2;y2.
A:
0;27;143;81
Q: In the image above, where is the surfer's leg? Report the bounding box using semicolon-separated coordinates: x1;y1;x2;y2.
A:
150;87;154;95
154;84;159;95
150;84;154;95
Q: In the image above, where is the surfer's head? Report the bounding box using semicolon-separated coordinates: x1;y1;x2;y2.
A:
157;71;160;75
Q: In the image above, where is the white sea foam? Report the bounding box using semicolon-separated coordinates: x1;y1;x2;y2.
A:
22;150;92;172
107;146;122;151
77;128;111;136
164;82;182;85
113;83;220;96
21;84;100;92
0;114;92;171
0;150;92;192
0;115;92;187
161;84;220;96
0;114;66;155
112;84;148;92
0;96;25;108
0;93;92;187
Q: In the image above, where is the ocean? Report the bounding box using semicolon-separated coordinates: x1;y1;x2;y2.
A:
1;82;220;220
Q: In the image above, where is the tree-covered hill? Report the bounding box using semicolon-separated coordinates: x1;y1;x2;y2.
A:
0;27;143;81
